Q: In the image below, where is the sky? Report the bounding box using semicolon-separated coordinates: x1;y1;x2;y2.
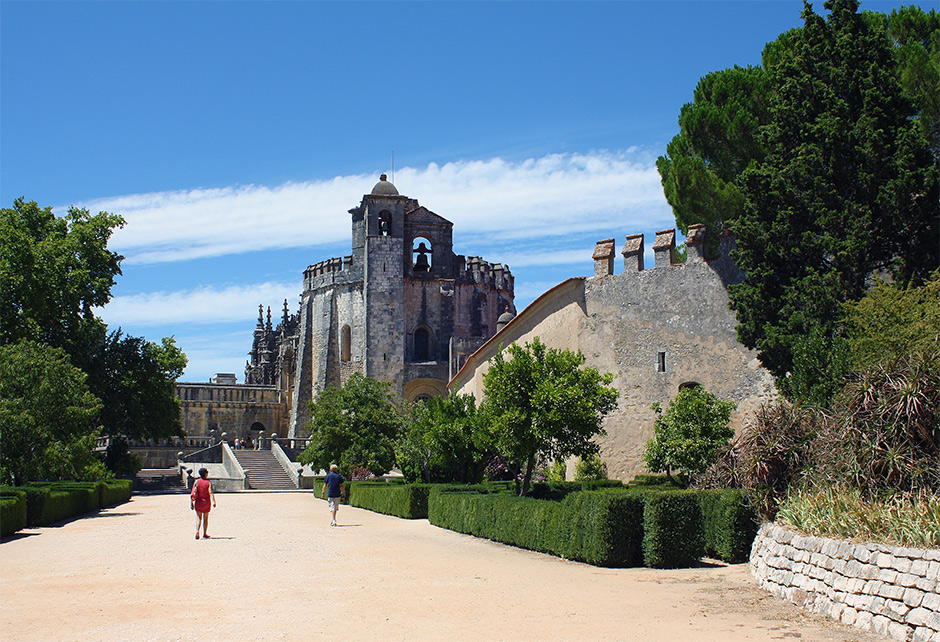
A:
1;0;928;383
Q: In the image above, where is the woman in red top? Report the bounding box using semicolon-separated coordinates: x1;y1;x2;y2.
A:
190;467;216;539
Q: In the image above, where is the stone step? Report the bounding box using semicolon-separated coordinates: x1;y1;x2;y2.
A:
135;468;187;493
233;451;296;490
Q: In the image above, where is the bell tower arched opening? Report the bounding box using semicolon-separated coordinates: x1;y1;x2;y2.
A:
412;236;432;273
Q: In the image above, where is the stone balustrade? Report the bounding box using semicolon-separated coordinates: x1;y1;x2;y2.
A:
750;522;940;641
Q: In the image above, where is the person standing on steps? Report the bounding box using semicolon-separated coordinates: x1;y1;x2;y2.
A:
321;464;345;527
190;467;216;539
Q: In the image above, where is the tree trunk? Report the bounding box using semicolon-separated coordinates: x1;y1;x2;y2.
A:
520;452;537;496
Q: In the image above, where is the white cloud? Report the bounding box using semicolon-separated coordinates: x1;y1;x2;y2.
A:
98;281;301;327
73;150;672;265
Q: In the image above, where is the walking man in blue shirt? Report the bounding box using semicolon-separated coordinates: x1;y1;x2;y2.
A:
321;464;345;527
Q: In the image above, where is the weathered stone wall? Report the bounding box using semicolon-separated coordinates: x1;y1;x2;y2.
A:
450;228;776;481
177;383;286;440
364;233;406;391
751;522;940;642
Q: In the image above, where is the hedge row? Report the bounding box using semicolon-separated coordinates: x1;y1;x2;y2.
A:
696;488;758;563
528;479;625;501
428;486;756;568
0;480;133;537
428;488;647;566
349;482;433;519
0;490;27;537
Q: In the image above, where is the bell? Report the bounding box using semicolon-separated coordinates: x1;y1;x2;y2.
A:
414;252;430;272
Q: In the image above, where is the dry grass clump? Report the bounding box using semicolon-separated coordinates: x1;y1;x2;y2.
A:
776;486;940;548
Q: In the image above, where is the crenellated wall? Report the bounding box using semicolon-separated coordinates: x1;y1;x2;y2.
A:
303;254;359;290
450;225;776;480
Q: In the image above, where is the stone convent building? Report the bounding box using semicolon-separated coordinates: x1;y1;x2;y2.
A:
449;225;777;480
178;175;515;441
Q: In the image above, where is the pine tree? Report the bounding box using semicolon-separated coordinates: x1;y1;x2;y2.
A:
729;0;939;388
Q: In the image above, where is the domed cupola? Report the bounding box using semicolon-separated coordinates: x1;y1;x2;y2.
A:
496;311;516;333
371;174;399;196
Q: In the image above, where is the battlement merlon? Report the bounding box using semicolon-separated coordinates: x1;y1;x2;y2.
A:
456;255;514;292
592;238;615;277
593;226;736;275
652;229;676;268
303;255;357;290
622;233;645;272
686;224;707;263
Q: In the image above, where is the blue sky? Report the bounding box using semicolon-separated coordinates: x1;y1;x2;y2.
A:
1;0;927;382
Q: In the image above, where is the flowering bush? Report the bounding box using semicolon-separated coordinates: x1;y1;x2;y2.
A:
348;465;374;481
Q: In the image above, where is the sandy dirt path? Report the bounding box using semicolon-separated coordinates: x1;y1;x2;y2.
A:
0;492;882;642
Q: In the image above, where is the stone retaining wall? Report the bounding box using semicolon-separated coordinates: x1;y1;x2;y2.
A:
750;522;940;641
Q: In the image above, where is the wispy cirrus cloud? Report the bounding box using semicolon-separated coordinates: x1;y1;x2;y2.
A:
75;150;672;266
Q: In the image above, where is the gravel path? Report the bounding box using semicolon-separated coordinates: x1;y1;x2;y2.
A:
0;492;883;642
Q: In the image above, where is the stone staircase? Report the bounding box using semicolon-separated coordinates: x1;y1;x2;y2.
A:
234;450;297;490
135;468;188;493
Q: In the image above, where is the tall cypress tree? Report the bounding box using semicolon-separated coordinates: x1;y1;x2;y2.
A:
729;0;939;392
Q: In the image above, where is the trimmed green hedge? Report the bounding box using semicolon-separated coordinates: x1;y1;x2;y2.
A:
428;486;647;567
1;489;27;537
5;480;133;529
428;485;753;568
641;491;704;568
697;488;758;563
529;479;624;501
350;482;432;519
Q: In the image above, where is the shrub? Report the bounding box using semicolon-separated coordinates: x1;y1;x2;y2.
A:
0;488;27;536
429;486;647;567
696;489;758;563
529;480;623;501
35;489;80;525
101;480;133;507
641;491;704;568
696;401;819;519
812;350;940;496
20;482;126;526
349;482;431;519
644;386;736;484
40;482;99;513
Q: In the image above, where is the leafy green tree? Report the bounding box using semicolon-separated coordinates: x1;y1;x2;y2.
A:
574;453;608;481
0;340;103;485
778;326;852;408
0;198;124;350
481;337;618;496
298;373;404;476
658;5;938;243
656;65;768;238
1;198;188;445
397;394;491;483
79;330;187;443
884;6;940;161
729;0;939;392
644;386;736;484
843;270;940;370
